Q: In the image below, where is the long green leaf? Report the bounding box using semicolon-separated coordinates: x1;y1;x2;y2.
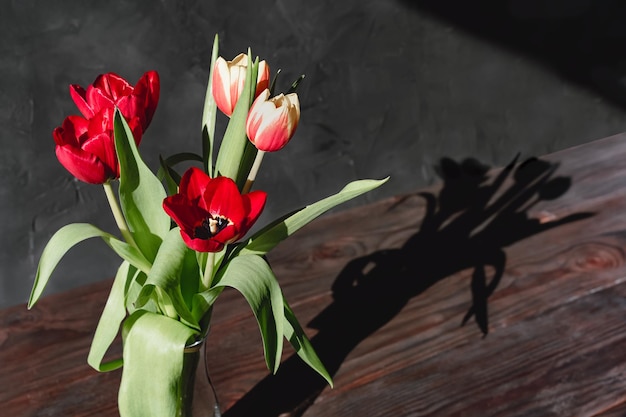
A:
118;310;199;417
125;270;161;315
215;51;258;186
158;155;180;196
202;34;219;176
135;228;199;330
28;223;151;308
156;152;203;192
87;260;135;372
158;152;204;174
195;254;284;373
239;177;389;256
283;299;333;386
114;110;170;262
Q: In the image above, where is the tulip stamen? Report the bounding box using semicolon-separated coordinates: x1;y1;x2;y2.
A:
194;216;231;240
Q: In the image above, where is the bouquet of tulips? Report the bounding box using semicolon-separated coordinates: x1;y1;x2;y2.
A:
28;35;387;416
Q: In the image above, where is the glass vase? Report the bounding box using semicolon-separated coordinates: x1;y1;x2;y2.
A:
179;338;221;417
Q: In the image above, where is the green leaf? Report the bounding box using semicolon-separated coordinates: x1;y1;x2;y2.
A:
215;51;258;187
202;34;220;176
114;110;170;262
196;255;284;373
28;223;151;308
87;260;135;372
156;152;203;193
118;310;199;417
125;269;152;314
283;299;333;386
239;177;389;256
191;286;223;324
158;155;180;196
193;257;333;384
286;74;306;94
158;152;204;173
269;68;282;96
135;228;199;330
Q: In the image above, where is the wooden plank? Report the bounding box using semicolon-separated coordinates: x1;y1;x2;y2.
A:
300;282;626;417
1;279;120;416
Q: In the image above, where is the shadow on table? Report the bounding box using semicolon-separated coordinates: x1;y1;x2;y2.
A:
224;155;593;417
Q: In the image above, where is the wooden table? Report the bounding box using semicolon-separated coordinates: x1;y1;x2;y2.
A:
3;134;626;416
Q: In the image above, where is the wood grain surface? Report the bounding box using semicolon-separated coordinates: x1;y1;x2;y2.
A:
3;134;626;416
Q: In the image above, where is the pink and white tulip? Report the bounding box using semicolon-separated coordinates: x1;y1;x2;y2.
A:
212;54;270;117
245;89;300;152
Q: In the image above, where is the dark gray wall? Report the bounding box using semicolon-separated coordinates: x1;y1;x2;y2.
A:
3;0;626;307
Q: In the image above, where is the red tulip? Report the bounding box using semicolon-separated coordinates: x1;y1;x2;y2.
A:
163;167;267;252
53;108;143;184
212;54;270;117
54;71;160;184
246;89;300;152
69;71;160;130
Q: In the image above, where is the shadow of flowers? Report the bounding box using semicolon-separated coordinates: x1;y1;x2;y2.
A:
224;155;593;417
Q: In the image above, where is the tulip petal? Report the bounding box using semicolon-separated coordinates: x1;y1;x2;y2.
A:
203;176;245;224
178;167;210;207
69;84;94;119
116;95;140;125
88;108;114;137
86;86;115;115
229;65;247;116
181;232;225;253
163;194;208;234
126;116;144;146
212;58;234;116
93;72;133;102
240;190;267;235
252;104;290;151
133;70;160;126
255;61;270;97
82;133;117;177
55;144;111;184
53;116;89;147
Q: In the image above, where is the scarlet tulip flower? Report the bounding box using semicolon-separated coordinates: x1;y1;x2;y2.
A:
163;167;267;252
55;71;159;184
69;71;160;131
246;89;300;152
54;108;143;184
212;54;270;117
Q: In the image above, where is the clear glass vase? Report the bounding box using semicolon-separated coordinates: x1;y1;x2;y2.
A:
179;338;221;417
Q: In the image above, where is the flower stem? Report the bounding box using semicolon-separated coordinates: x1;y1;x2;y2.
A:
201;252;216;292
242;150;265;194
103;182;138;248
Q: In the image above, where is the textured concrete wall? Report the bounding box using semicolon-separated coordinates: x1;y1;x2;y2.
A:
3;0;626;307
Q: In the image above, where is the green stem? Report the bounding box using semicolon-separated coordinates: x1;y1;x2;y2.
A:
103;182;138;248
201;252;216;292
242;150;265;194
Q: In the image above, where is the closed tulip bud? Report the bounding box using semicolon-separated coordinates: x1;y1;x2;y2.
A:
246;89;300;152
212;54;270;117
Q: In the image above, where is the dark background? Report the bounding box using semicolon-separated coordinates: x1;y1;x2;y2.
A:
3;0;626;308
